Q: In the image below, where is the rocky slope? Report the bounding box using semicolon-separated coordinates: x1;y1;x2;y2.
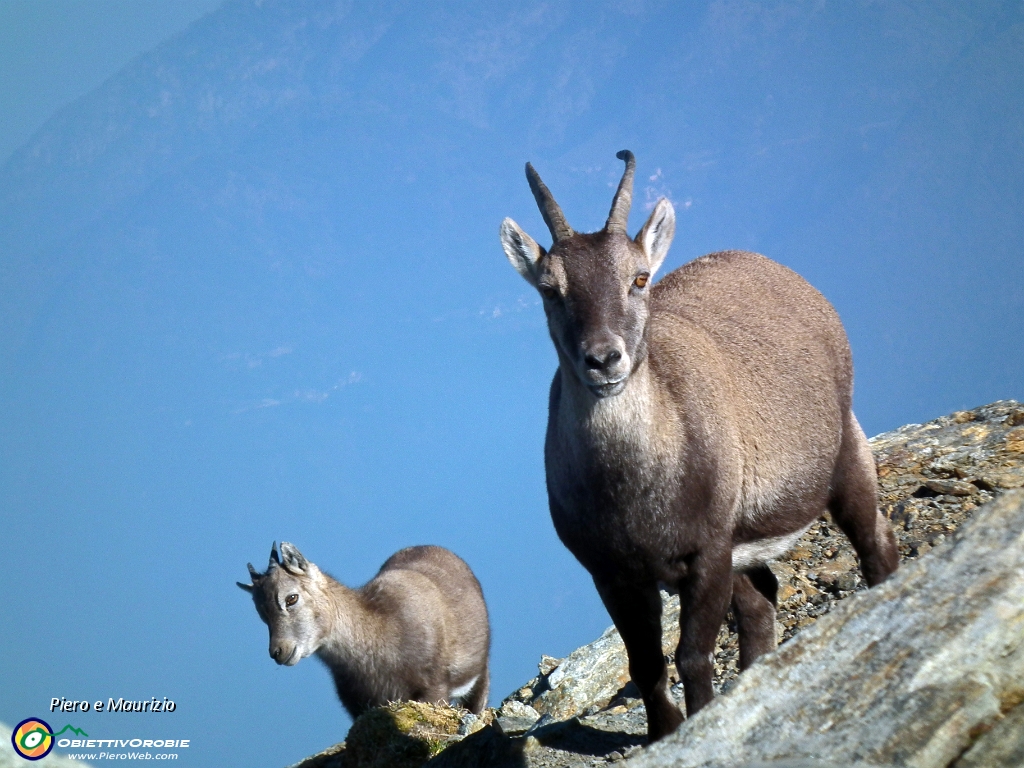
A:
288;400;1024;768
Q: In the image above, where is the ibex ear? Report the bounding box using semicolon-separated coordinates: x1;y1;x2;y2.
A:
500;218;545;287
279;542;309;575
635;198;675;276
237;581;254;593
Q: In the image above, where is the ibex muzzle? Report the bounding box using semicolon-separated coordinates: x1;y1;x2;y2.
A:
500;152;899;741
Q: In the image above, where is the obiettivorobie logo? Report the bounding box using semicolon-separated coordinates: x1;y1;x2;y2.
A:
11;718;86;761
12;718;190;761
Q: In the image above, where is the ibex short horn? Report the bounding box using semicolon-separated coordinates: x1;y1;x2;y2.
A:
604;149;635;234
526;162;574;243
499;151;899;741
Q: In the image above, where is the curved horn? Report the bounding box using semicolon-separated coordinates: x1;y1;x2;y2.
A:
526;162;574;243
604;150;635;235
269;542;280;566
247;563;262;582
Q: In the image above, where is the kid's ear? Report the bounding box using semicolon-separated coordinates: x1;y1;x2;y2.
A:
635;198;675;276
279;542;309;575
500;218;545;286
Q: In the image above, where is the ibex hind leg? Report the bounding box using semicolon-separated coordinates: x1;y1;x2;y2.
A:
828;411;899;587
673;549;733;722
732;565;778;670
459;666;489;715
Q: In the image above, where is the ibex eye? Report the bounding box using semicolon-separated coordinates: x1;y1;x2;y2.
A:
539;284;559;300
285;594;298;607
633;274;650;289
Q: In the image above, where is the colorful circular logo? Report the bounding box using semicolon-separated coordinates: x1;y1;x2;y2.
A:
11;718;54;761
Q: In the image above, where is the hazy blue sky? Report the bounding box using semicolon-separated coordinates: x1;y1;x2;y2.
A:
0;0;222;164
1;2;1022;767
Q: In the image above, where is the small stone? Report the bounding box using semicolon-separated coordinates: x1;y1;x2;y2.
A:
538;654;562;676
979;470;1024;489
456;712;480;737
1005;428;1024;454
833;573;858;592
494;700;540;737
521;735;543;752
788;545;814;560
920;478;979;496
777;583;800;602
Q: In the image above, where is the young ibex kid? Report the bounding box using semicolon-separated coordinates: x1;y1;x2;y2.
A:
239;543;490;718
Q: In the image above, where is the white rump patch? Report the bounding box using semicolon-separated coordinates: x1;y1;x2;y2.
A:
449;675;479;699
732;525;811;570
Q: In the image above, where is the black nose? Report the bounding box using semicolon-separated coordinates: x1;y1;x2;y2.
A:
584;347;622;370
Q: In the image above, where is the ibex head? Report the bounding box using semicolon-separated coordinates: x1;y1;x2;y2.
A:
500;151;676;397
237;542;327;666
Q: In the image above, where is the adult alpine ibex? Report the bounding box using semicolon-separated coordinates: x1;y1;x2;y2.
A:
499;151;899;740
238;543;490;718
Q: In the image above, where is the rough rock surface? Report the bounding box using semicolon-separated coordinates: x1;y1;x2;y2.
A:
286;400;1024;768
628;487;1024;768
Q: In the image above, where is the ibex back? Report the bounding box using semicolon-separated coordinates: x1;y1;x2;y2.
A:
499;151;898;740
238;543;490;718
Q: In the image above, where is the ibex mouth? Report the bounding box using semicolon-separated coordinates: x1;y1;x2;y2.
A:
589;379;627;398
273;646;300;666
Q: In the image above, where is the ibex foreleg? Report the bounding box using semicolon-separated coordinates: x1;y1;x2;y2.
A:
595;578;684;740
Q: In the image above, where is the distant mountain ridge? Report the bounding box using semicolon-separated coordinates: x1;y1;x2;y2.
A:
0;2;397;246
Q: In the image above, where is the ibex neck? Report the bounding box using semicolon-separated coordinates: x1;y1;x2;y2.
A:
557;356;666;449
315;579;391;668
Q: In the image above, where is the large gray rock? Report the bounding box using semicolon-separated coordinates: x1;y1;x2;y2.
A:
626;489;1024;768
